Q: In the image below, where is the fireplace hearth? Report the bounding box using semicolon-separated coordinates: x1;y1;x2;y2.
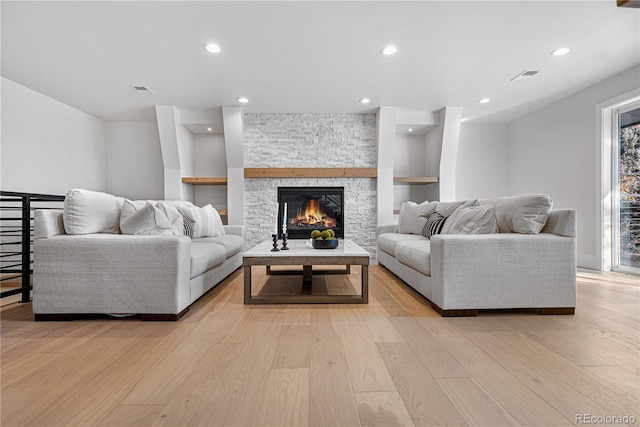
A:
278;187;344;239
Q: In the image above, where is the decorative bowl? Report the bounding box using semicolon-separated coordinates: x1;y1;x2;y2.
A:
312;239;339;249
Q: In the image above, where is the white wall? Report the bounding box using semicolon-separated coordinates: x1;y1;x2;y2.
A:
456;124;509;200
1;77;106;195
105;122;163;200
508;66;640;269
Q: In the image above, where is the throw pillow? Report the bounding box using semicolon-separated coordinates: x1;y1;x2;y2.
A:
63;189;124;235
422;212;447;238
156;201;184;236
203;204;226;236
397;201;438;234
435;199;479;218
120;200;175;236
441;204;498;235
479;194;553;234
183;217;195;239
177;204;226;238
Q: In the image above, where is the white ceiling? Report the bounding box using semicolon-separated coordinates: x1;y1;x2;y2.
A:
2;1;639;125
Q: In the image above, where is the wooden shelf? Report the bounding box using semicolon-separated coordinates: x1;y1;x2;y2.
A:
393;176;439;184
181;177;228;185
218;210;228;216
244;168;377;178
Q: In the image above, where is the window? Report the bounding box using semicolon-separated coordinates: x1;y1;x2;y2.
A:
613;104;640;274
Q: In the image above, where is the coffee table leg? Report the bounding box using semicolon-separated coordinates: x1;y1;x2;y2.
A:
244;265;252;304
362;265;369;304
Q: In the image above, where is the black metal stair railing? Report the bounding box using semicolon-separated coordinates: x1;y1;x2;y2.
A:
0;191;65;302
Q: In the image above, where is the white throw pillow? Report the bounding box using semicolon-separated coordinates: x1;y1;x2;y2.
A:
397;201;438;235
479;194;552;234
156;201;184;236
441;204;498;235
120;200;175;236
177;204;226;238
63;189;124;235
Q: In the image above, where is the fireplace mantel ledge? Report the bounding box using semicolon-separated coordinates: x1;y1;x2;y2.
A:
244;167;377;178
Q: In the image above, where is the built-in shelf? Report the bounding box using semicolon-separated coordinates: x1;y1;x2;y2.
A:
218;210;228;216
181;177;228;185
393;176;439;184
244;167;377;178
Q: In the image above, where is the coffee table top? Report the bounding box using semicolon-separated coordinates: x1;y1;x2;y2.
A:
244;238;369;259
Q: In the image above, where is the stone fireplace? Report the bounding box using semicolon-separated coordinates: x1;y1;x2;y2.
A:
243;113;377;256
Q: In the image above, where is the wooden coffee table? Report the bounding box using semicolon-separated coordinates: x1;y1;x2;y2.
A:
243;239;369;304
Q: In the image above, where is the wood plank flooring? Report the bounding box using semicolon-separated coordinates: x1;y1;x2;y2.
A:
1;266;639;426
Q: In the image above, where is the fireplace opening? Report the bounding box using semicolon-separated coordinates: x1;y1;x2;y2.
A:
278;187;344;239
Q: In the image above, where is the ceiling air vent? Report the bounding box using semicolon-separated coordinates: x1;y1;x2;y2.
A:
510;70;540;82
129;84;156;94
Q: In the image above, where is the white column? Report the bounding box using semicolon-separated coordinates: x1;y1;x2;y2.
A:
222;106;245;226
155;105;182;200
438;107;462;202
377;106;397;226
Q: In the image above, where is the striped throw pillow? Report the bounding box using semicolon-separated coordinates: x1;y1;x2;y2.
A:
422;212;447;238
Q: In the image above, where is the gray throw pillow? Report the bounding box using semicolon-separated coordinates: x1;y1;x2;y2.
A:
479;194;552;234
441;204;498;234
435;199;479;218
397;201;438;234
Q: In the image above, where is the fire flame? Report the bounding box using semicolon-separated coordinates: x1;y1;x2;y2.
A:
290;199;337;228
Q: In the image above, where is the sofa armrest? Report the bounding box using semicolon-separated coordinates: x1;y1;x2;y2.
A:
224;225;245;240
377;224;397;236
35;209;65;239
429;233;576;310
34;234;192;315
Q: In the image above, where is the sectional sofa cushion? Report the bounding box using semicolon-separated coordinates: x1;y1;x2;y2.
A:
196;235;245;258
377;232;426;256
189;240;227;278
397;201;438;234
63;189;124;235
395;240;432;276
479;194;552;234
441;204;498;235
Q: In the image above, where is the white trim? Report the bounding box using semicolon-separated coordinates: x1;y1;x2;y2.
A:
595;88;640;271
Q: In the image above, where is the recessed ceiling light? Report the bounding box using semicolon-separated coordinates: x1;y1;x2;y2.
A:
237;97;249;103
203;42;221;53
207;127;213;132
380;45;398;55
550;47;571;56
478;98;491;104
359;98;371;104
408;128;413;132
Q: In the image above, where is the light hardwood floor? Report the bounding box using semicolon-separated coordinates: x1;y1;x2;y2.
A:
1;266;638;426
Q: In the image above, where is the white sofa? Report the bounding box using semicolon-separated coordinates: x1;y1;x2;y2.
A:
377;195;577;316
33;190;244;321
